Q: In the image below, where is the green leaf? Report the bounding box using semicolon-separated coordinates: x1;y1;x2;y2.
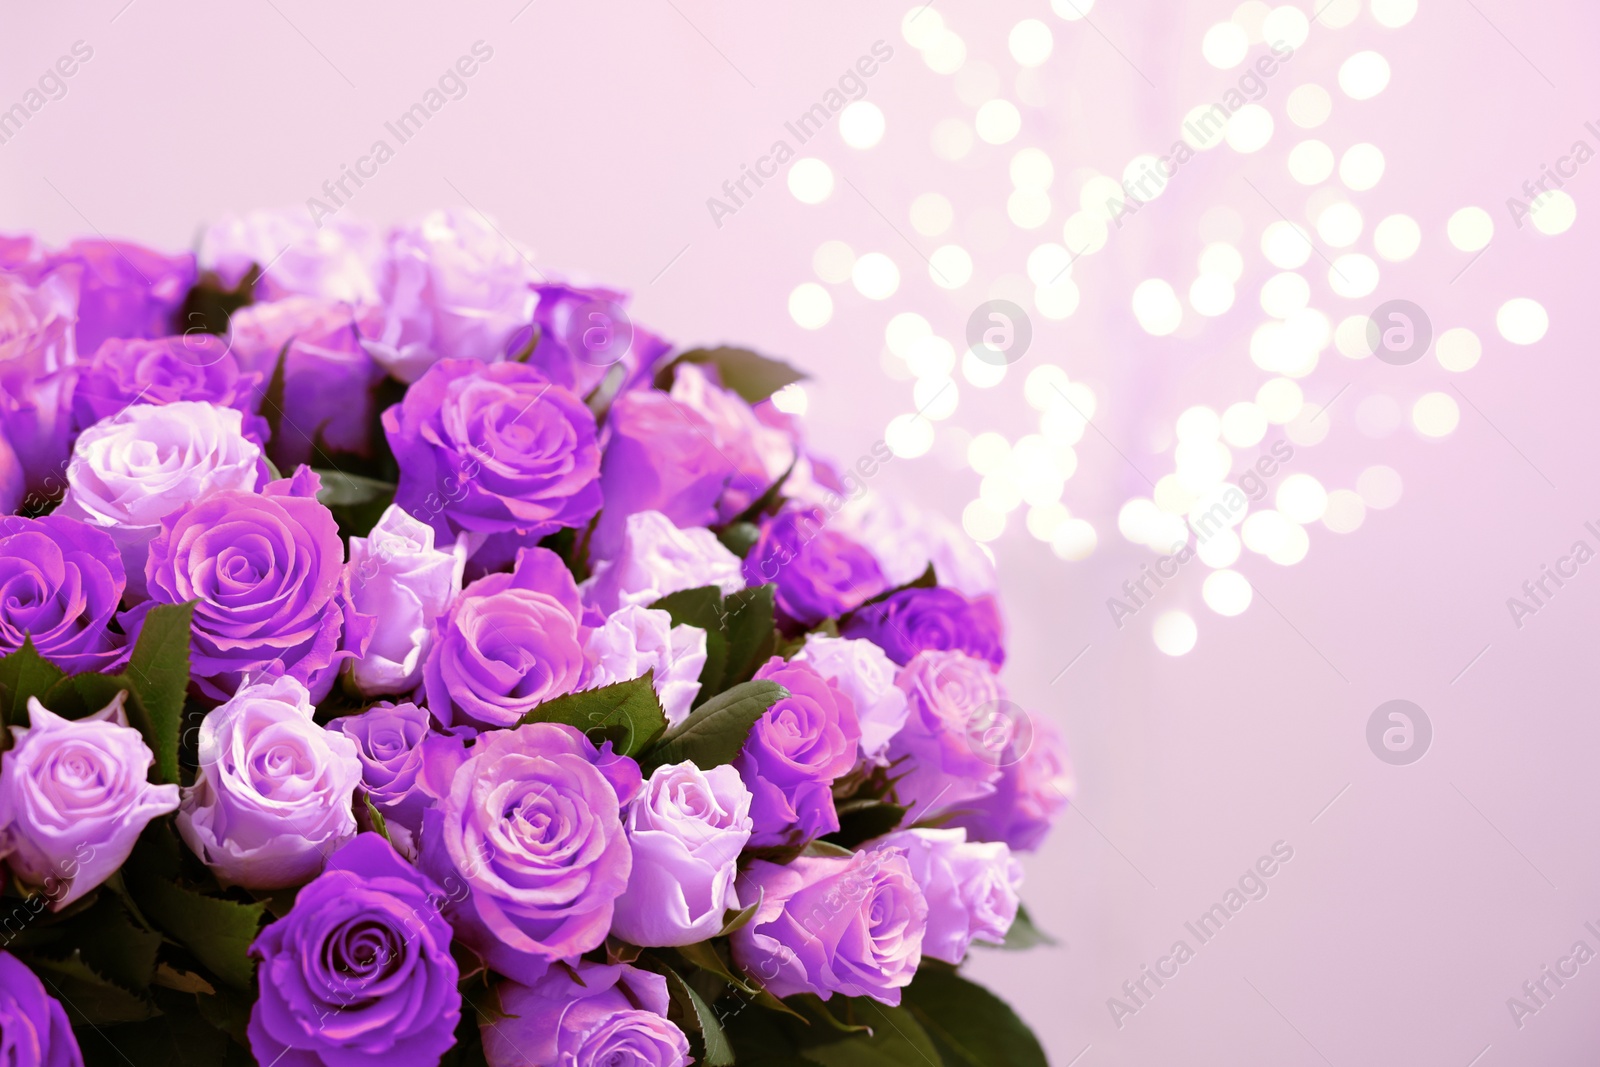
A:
56;894;162;994
24;951;156;1025
177;267;256;338
798;840;854;859
664;967;737;1067
0;636;65;733
899;967;1047;1067
644;680;786;772
991;904;1057;951
123;867;265;991
313;468;398;539
363;796;392;843
519;674;669;758
724;459;795;527
718;887;764;937
721;585;777;687
827;801;908;850
123;601;194;784
840;564;938;625
651;586;732;698
717;521;762;558
799;1003;943;1067
655;346;807;405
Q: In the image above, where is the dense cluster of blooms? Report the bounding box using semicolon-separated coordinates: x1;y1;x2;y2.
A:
0;212;1071;1067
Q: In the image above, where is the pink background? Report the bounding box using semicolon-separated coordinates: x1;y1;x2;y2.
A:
6;1;1600;1062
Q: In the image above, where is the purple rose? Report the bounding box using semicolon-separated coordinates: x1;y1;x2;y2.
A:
419;723;641;984
734;657;860;848
744;506;889;630
346;504;464;697
610;760;752;946
0;514;127;674
200;210;382;304
0;270;78;494
842;586;1006;669
582;606;707;727
871;828;1021;964
365;209;539;384
131;467;374;702
0;951;82;1067
248;834;461;1067
730;849;927;1005
327;701;434;829
583;509;745;613
835;490;999;597
0;694;179;910
482;961;689;1067
55;401;264;601
948;714;1073;852
793;634;909;763
521;281;672;397
69;334;267;441
227;297;387;469
385;359;602;551
592;363;792;560
31;239;194;357
889;651;1007;822
178;675;362;888
0;423;21;515
421;546;587;731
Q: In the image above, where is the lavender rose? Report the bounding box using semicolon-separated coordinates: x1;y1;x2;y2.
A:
0;269;78;493
744;506;888;630
482;961;689;1067
178;675;362;888
0;424;21;515
200;210;382;304
69;334;267;441
419;723;641;984
842;586;1006;669
582;606;707;727
0;694;179;909
583;509;745;613
422;546;587;731
227;297;387;469
346;504;464;697
734;657;860;848
366;209;539;384
29;239;193;357
385;359;602;551
949;714;1073;852
730;849;927;1005
0;951;81;1067
793;633;909;762
592;363;791;559
610;760;752;946
0;514;127;674
835;490;999;597
55;401;263;600
871;828;1021;964
131;467;373;702
521;281;672;397
327;701;434;829
889;650;1007;822
248;834;461;1067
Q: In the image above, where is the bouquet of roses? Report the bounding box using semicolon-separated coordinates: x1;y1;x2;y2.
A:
0;211;1071;1067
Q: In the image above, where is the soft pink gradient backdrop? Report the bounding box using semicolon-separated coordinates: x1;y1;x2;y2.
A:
7;2;1600;1062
